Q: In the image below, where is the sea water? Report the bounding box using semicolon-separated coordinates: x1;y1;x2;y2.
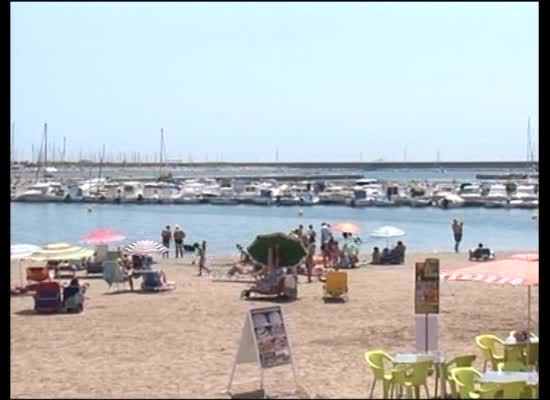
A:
11;203;538;255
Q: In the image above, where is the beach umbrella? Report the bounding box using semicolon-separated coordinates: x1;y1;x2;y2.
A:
247;232;307;269
81;228;126;245
123;240;168;255
331;222;362;234
442;255;539;355
26;242;95;262
11;244;40;260
370;226;405;247
11;244;40;286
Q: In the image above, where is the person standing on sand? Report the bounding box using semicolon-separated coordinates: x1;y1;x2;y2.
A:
320;223;332;267
452;219;464;253
173;226;186;259
195;241;210;276
161;225;172;258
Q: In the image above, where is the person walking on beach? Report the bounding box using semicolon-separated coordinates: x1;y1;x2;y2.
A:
161;225;172;258
320;223;332;267
452;219;464;253
195;241;210;276
308;224;316;245
173;225;186;259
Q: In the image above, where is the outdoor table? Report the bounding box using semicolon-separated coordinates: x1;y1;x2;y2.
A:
393;352;447;398
477;371;538;385
478;371;538;399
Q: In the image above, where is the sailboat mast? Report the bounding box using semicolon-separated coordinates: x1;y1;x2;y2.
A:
44;122;48;169
159;128;164;177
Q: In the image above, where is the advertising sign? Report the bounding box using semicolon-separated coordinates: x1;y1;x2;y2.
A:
415;258;440;314
250;306;291;369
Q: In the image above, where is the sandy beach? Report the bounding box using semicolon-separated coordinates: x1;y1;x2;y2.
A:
10;251;538;399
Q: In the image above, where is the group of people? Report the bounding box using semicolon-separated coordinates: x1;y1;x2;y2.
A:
161;225;188;258
370;241;406;265
289;223;362;282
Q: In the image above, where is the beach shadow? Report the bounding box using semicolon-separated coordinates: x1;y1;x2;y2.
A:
103;289;136;296
322;297;347;304
244;296;300;304
14;309;80;317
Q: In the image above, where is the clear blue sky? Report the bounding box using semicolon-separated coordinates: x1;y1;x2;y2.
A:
11;2;538;162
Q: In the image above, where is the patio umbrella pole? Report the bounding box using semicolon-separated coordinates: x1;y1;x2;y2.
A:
19;260;23;287
527;285;531;367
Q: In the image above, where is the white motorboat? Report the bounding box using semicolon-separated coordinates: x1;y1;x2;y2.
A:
116;181;145;203
15;182;67;202
252;188;279;206
437;193;465;209
511;185;538;201
484;184;509;202
409;197;432;207
236;184;262;204
458;183;485;206
209;187;239;205
319;186;353;205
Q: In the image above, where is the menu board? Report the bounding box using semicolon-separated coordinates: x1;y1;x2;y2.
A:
250;306;291;369
415;258;440;314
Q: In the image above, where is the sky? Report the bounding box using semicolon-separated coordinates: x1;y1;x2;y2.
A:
11;2;538;162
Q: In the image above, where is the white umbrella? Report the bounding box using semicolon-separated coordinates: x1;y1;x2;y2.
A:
11;244;40;286
370;226;406;247
123;240;168;255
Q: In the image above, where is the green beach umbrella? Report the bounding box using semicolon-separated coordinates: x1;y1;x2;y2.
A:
247;232;307;269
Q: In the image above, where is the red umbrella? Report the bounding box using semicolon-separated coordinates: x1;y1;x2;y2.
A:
442;256;539;344
331;222;362;234
81;229;126;245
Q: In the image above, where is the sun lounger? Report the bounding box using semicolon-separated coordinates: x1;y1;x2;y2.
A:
33;281;62;313
140;271;175;292
323;271;348;302
469;248;496;261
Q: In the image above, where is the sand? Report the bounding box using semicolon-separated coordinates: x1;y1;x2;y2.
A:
10;251;538;399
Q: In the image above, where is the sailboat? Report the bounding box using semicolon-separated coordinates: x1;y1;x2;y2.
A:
16;123;68;202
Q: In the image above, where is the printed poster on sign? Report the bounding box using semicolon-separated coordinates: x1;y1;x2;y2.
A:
250;306;291;369
415;258;440;314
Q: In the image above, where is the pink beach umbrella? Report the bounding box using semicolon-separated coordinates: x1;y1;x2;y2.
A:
81;229;126;245
442;255;539;345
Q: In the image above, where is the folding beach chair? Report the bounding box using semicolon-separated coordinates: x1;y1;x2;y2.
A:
33;281;62;313
323;270;349;302
102;260;130;291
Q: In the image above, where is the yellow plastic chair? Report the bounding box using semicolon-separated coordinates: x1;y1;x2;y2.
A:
524;342;539;369
451;367;502;399
475;335;505;371
442;354;477;398
323;271;348;302
498;381;528;399
365;351;406;399
505;345;527;364
498;361;528;372
402;360;433;399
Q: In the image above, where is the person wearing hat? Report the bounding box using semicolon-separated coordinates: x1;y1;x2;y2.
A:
174;225;186;259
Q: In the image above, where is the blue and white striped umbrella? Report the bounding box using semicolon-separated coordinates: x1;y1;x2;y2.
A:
123;240;168;255
11;244;40;260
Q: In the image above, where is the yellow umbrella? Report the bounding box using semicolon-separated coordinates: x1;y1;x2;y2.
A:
25;242;95;261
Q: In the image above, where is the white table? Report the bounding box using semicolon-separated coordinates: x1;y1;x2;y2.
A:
393;352;447;398
478;371;539;385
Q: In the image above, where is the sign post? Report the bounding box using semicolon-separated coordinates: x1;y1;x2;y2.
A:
415;258;440;353
227;305;298;398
